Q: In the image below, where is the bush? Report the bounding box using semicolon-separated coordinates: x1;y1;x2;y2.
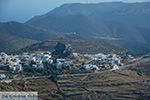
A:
57;90;63;94
83;82;89;85
50;75;58;83
24;67;36;74
0;85;5;89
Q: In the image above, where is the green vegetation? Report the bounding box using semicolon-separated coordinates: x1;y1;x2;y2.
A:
0;85;5;89
50;75;59;83
83;82;89;85
23;67;38;76
57;90;63;94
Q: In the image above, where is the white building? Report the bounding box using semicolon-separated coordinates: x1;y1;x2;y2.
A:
84;54;94;60
63;62;73;66
22;52;28;55
9;66;16;71
37;63;44;69
57;59;66;63
48;59;53;64
84;64;99;70
32;64;37;68
56;62;62;69
15;64;22;71
0;74;6;79
73;53;78;56
111;65;119;70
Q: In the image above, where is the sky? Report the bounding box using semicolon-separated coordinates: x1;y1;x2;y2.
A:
0;0;150;23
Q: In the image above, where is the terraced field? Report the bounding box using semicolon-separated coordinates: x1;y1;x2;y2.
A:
0;66;150;99
56;69;150;99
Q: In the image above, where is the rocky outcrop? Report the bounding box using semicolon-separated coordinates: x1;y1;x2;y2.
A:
52;42;75;59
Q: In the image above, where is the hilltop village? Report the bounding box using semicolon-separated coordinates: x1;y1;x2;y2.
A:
0;43;134;79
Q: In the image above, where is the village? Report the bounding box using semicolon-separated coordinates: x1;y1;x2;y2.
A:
0;43;135;80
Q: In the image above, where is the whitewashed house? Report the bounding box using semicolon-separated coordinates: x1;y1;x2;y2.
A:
111;65;119;70
41;55;51;62
57;59;66;63
84;64;99;70
55;62;62;69
9;66;16;71
32;64;37;68
0;74;6;79
22;52;28;55
84;54;94;60
73;53;78;56
114;59;121;64
48;59;53;64
1;52;9;58
15;64;22;71
63;61;73;66
37;63;44;69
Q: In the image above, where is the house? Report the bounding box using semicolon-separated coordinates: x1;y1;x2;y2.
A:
37;63;44;69
55;62;62;69
9;64;22;71
9;66;16;71
48;59;53;64
32;64;37;68
114;59;121;64
41;55;51;62
111;65;119;70
15;64;22;71
0;74;6;79
35;60;42;65
0;64;4;68
57;59;66;63
1;52;9;58
84;54;94;60
84;64;99;70
22;52;28;55
73;53;78;56
63;61;73;66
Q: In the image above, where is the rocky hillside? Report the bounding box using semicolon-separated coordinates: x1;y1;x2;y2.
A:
26;2;150;53
29;2;150;28
20;39;131;55
0;33;36;53
0;21;65;41
0;21;65;53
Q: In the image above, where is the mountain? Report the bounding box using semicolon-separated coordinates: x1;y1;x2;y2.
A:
0;21;66;53
20;39;131;55
26;2;150;53
0;21;65;41
27;2;150;28
1;2;150;53
26;14;150;42
0;33;36;53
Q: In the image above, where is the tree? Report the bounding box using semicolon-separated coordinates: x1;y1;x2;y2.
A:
50;75;58;83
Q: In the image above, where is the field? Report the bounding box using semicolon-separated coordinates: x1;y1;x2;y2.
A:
1;64;150;100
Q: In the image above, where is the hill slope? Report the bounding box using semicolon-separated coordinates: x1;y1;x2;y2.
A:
26;14;150;43
32;2;150;28
26;2;150;53
20;39;130;55
0;21;66;53
26;14;150;53
0;21;65;41
0;33;36;53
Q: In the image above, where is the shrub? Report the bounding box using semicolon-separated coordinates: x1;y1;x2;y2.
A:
57;90;63;94
50;75;58;83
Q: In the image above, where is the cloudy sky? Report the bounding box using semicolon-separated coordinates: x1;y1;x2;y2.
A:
0;0;149;23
